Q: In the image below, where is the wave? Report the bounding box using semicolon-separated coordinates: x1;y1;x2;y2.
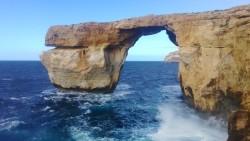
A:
69;126;116;141
151;85;228;141
69;125;153;141
40;83;133;113
9;97;19;100
41;83;133;102
0;117;25;131
116;83;131;91
1;78;12;81
41;88;89;95
9;96;31;102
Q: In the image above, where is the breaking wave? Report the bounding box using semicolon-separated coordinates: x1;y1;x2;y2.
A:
150;85;228;141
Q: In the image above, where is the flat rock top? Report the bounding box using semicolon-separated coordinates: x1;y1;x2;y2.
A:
45;4;250;47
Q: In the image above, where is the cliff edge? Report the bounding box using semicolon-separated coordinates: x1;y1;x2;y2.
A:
164;50;179;62
41;5;250;141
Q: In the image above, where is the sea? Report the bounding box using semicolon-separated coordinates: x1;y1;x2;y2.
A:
0;61;227;141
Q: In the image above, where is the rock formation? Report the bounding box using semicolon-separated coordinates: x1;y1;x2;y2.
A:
164;50;179;62
41;5;250;141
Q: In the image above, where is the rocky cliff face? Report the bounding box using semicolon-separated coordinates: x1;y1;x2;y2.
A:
164;50;179;62
41;5;250;141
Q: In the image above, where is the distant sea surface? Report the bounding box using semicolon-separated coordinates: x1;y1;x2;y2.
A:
0;61;227;141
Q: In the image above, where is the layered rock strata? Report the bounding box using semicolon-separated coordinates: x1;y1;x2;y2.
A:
164;50;179;62
41;5;250;141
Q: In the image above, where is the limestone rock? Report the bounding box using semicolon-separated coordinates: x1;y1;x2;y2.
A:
164;50;179;62
228;110;250;141
41;5;250;141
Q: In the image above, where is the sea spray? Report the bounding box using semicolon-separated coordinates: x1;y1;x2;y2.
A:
151;85;228;141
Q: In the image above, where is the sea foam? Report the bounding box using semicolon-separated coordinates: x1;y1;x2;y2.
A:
151;85;228;141
0;117;25;131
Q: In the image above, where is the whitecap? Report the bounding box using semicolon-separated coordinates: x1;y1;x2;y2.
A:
41;89;113;111
41;88;57;95
116;83;132;90
41;88;87;95
113;90;133;99
0;117;25;131
20;97;31;100
10;97;19;100
89;94;112;104
41;106;51;111
49;109;55;113
69;126;116;141
84;109;91;114
1;78;12;81
56;90;89;96
9;96;31;102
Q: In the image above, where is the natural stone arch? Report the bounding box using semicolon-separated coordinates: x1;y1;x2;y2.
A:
42;22;178;92
41;5;250;141
102;26;178;90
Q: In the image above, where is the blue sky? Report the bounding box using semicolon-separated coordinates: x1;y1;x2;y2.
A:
0;0;249;61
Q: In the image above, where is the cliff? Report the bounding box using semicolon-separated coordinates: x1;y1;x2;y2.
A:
41;5;250;141
164;50;179;62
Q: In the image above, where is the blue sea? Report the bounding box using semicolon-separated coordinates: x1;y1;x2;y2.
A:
0;61;227;141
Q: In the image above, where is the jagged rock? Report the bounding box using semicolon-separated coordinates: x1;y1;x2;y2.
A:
228;110;250;141
41;5;250;141
164;50;179;62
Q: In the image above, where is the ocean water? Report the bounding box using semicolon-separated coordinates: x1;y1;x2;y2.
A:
0;61;227;141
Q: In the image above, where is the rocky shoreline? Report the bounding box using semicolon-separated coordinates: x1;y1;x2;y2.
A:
41;5;250;141
164;50;179;62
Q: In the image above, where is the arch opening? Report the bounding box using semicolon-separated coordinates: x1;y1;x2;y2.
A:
126;30;178;61
117;28;227;141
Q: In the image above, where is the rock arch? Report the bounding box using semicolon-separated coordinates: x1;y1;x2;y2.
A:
41;5;250;141
42;20;178;92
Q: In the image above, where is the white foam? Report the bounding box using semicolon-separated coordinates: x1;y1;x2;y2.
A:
116;83;131;90
20;97;31;100
69;126;153;141
41;88;111;104
0;117;25;131
113;90;133;99
10;97;19;100
112;83;133;100
150;103;228;141
41;84;132;105
41;106;51;111
84;109;91;114
41;88;89;95
49;109;55;113
69;126;116;141
9;96;31;102
1;78;12;81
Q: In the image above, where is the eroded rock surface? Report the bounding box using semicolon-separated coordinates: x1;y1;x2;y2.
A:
41;5;250;141
228;110;250;141
164;50;179;62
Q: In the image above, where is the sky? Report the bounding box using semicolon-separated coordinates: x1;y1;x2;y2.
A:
0;0;249;61
127;31;178;61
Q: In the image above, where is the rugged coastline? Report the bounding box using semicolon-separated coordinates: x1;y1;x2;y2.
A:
41;5;250;141
164;50;179;62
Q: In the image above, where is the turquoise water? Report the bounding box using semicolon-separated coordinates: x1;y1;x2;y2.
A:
0;61;227;141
